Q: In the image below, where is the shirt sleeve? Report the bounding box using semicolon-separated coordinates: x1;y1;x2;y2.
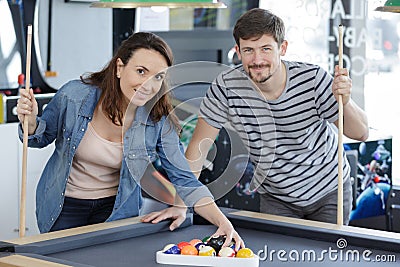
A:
314;66;338;123
199;73;230;129
18;85;66;147
157;118;214;208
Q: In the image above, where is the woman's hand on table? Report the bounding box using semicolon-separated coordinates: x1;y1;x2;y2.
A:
141;206;187;231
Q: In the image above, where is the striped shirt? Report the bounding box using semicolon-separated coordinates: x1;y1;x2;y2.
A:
199;60;350;207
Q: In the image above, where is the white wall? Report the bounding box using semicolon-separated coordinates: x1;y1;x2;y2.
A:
38;0;113;89
0;123;54;239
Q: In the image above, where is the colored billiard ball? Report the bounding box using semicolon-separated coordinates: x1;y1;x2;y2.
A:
218;247;236;257
162;244;180;254
189;239;202;247
198;245;216;256
202;236;210;243
177;241;190;250
181;245;198;255
227;240;241;251
236;248;254;258
206;235;226;253
194;242;206;251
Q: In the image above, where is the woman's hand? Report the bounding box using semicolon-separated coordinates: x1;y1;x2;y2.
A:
210;220;244;251
17;88;38;134
141;206;187;231
192;198;245;251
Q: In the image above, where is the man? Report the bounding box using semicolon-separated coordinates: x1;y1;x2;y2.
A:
142;8;368;228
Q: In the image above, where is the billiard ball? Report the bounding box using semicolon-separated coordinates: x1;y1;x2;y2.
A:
206;235;226;253
162;244;180;254
218;247;236;257
202;236;210;243
227;240;241;251
177;241;190;250
181;245;198;255
198;245;216;256
189;239;202;247
194;242;206;251
236;248;254;258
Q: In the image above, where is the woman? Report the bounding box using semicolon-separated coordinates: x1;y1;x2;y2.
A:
17;32;243;249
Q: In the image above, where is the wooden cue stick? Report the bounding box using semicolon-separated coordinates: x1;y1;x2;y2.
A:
337;24;344;226
20;24;33;238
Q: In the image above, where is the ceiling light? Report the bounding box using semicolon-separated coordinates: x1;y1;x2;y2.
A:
375;0;400;13
91;0;226;9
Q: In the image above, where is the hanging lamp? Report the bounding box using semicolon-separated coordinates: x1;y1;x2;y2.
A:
375;0;400;12
91;0;226;8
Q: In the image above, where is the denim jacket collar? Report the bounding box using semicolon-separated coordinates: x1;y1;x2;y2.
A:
135;105;155;126
78;86;100;118
77;87;155;126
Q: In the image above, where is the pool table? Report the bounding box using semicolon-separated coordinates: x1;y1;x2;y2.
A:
1;209;400;267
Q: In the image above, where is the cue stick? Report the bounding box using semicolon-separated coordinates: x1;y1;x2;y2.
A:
20;24;33;238
337;24;344;226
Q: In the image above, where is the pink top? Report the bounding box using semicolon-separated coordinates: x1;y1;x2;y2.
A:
66;122;122;199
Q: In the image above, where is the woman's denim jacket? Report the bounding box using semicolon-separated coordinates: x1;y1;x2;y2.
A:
19;80;212;233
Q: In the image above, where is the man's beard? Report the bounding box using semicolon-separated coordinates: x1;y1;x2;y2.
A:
248;64;272;83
